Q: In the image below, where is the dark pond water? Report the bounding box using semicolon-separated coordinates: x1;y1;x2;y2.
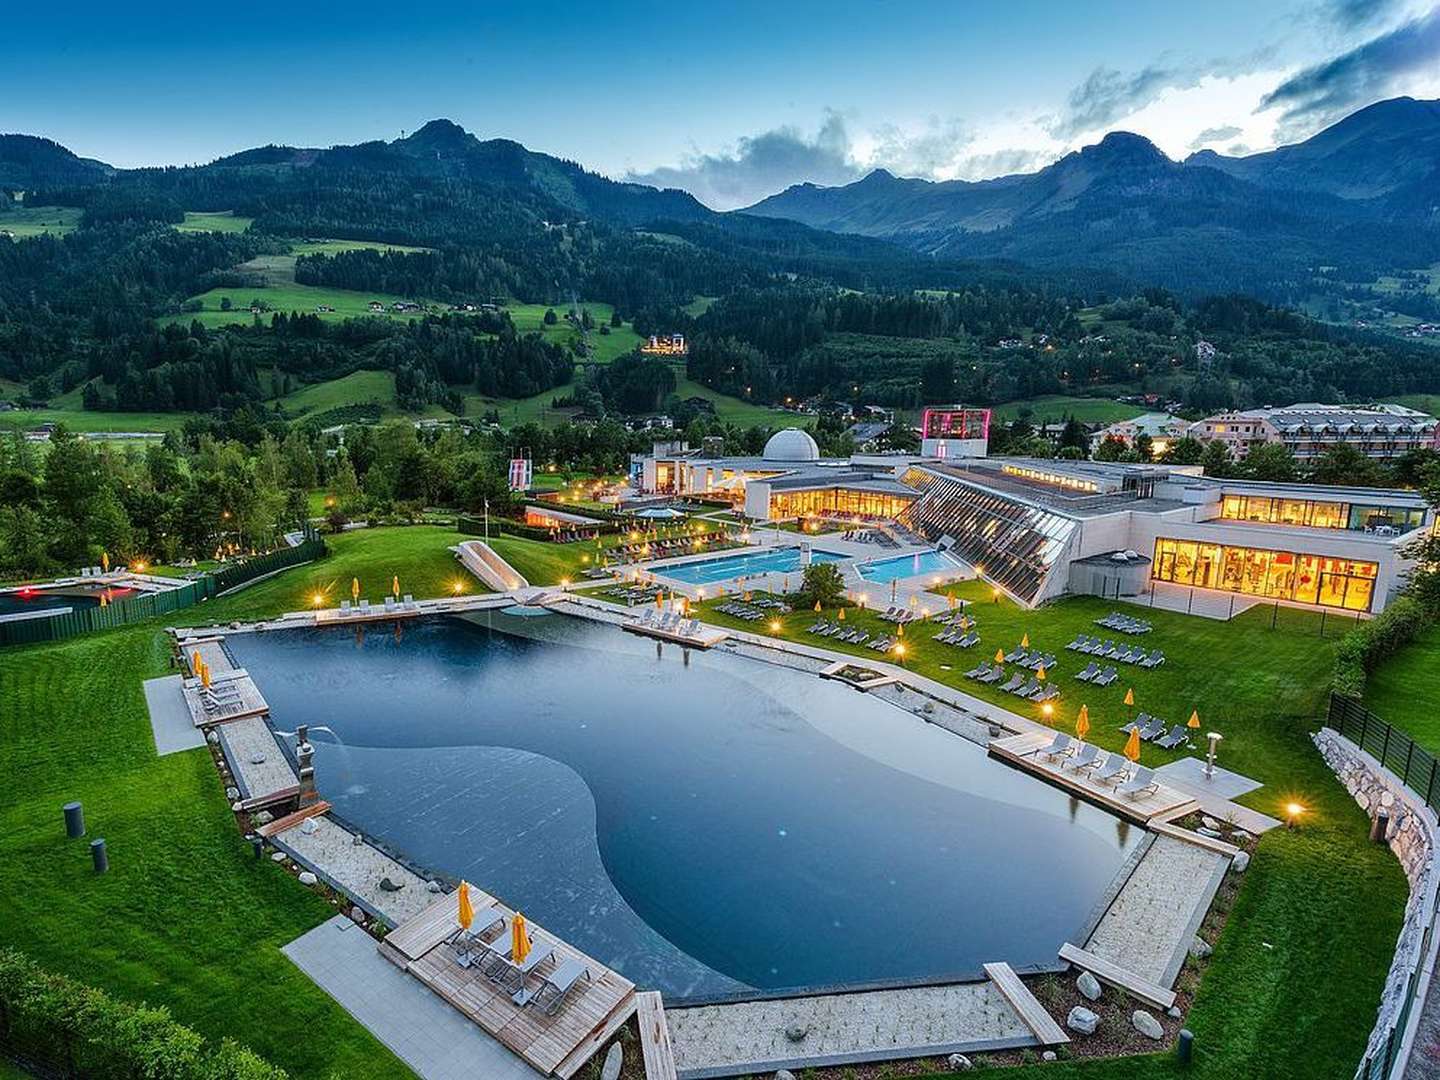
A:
0;584;130;618
227;613;1139;1000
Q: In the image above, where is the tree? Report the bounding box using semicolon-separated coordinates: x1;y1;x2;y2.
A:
1133;433;1154;462
1093;435;1128;462
610;309;623;328
790;561;846;609
1161;436;1204;465
1309;443;1381;487
543;308;558;325
1243;442;1298;482
1058;417;1089;454
1199;439;1234;478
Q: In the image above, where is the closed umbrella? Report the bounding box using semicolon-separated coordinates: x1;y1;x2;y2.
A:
392;575;400;598
1021;632;1029;648
1124;726;1142;764
994;648;1005;664
102;551;110;573
200;661;211;689
511;912;530;964
1188;709;1202;730
1076;704;1090;740
457;880;474;931
351;577;360;602
1124;688;1135;706
838;607;846;621
1036;664;1047;681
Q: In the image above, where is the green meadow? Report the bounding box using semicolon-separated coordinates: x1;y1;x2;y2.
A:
990;395;1148;425
0;205;82;239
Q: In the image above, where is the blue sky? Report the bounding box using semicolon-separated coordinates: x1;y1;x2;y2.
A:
6;0;1439;207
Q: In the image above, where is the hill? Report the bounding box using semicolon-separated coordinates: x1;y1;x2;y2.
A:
0;134;112;190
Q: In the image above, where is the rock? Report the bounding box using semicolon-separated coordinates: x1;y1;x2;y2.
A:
1189;936;1212;959
946;1056;973;1071
1167;1006;1183;1019
1043;1050;1057;1061
351;832;364;846
1231;850;1251;873
349;906;366;925
379;876;405;892
230;801;243;812
600;1042;622;1080
1077;970;1103;1001
1232;829;1254;841
300;817;319;835
1201;815;1222;830
253;810;273;825
1132;1010;1164;1040
207;730;220;744
784;1023;809;1042
225;786;239;800
248;752;267;765
270;851;287;864
297;871;318;886
427;880;443;893
774;1071;796;1080
1197;826;1224;839
1067;1006;1099;1035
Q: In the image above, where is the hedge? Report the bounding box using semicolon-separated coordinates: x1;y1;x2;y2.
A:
1332;595;1433;699
0;949;286;1079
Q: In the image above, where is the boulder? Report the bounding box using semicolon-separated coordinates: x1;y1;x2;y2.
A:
379;876;405;892
426;880;443;894
1167;1006;1183;1019
1201;815;1223;830
1231;850;1251;873
1067;1006;1099;1035
1133;1010;1164;1040
1077;970;1103;1001
270;851;287;864
1189;936;1212;959
230;801;243;812
225;786;239;800
1232;829;1254;841
297;871;318;886
1042;1050;1057;1061
349;906;367;926
946;1055;973;1071
784;1023;809;1042
206;730;220;744
600;1043;622;1080
1196;826;1225;839
300;817;319;835
774;1072;796;1080
253;810;273;825
248;752;267;765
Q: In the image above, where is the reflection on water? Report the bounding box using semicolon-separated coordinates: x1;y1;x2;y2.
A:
227;614;1141;999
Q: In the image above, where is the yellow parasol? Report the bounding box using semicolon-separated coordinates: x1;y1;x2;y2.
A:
1020;632;1029;648
392;575;400;598
814;600;822;612
1036;664;1047;681
655;592;663;610
1124;687;1135;706
511;913;530;964
102;551;110;572
994;648;1005;664
200;661;211;689
351;577;360;602
948;592;957;610
457;880;474;931
838;607;846;620
1188;709;1201;729
1124;726;1142;763
1076;704;1090;740
192;650;202;672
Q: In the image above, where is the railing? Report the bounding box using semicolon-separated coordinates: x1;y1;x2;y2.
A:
1328;693;1440;1080
0;536;327;648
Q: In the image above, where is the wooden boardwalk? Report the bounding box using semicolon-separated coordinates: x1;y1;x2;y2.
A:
983;962;1068;1046
381;893;636;1078
988;732;1198;825
181;670;269;728
636;991;677;1080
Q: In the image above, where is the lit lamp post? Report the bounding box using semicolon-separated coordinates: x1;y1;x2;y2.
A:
1285;801;1305;830
1205;731;1223;778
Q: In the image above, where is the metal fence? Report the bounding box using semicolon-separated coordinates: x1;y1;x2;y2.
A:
0;537;326;648
1329;693;1440;1080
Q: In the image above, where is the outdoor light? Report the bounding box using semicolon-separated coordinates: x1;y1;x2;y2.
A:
452;582;464;595
559;577;570;588
312;592;324;608
1041;702;1054;717
1286;802;1305;830
769;619;781;632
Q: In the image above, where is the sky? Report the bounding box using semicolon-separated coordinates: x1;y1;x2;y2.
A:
5;0;1440;209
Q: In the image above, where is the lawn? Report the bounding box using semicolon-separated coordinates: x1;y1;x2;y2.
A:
270;369;400;418
0;408;196;434
164;281;438;329
175;211;254;234
673;376;803;428
0;206;82;239
990;396;1147;425
1364;624;1440;752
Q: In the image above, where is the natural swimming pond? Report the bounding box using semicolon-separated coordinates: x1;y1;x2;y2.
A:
857;550;960;584
227;614;1141;1000
0;584;132;618
655;545;846;586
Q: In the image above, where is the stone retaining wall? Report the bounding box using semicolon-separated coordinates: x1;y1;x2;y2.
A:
1313;727;1439;1075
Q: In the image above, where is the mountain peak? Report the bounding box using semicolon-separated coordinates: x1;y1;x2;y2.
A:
404;119;474;147
1082;131;1170;167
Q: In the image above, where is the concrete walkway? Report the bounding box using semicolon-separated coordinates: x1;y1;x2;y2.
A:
142;674;205;755
283;915;542;1080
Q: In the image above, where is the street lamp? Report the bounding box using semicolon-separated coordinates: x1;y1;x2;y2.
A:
1285;802;1305;830
1206;731;1224;778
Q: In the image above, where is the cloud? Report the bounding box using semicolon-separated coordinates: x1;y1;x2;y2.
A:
1323;0;1404;29
949;146;1055;181
629;113;861;210
1261;7;1440;137
1189;124;1244;149
867;117;972;178
1050;65;1190;139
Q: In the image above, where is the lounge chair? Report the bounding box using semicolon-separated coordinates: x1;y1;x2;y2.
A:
452;905;505;965
1004;645;1029;662
403;594;416;609
1095;640;1118;657
978;665;1006;683
1120;712;1153;734
1155;725;1189;749
358;599;371;613
958;632;980;648
1065;633;1089;650
964;661;991;679
1093;666;1119;687
1139;716;1167;740
1033;684;1060;702
494;941;555;992
1013;678;1042;698
1091;754;1128;787
998;672;1026;693
1075;662;1100;682
514;957;592;1014
340;599;351;614
1066;743;1100;771
1037;732;1072;760
1140;650;1166;668
851;632;870;645
1116;767;1159;800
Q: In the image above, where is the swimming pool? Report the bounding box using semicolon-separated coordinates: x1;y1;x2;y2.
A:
656;545;846;586
858;550;960;584
0;583;132;618
228;614;1141;1001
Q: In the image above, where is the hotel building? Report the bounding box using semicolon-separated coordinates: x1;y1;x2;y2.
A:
1189;402;1439;463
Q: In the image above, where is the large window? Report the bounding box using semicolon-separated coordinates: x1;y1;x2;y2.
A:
1152;537;1377;611
769;487;915;521
1218;493;1424;533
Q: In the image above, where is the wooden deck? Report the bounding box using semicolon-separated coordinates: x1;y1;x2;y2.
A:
256;800;331;839
988;732;1199;825
181;636;235;676
1058;943;1177;1011
622;621;729;649
382;893;637;1078
983;962;1069;1047
636;991;677;1080
181;669;269;728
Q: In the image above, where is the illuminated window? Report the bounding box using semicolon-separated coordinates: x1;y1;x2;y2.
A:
1152;537;1377;611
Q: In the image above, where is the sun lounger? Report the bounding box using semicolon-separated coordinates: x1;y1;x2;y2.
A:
1092;666;1119;687
495;941;556;992
1075;662;1100;682
1065;743;1100;771
403;594;416;609
965;661;991;678
998;672;1026;693
1120;711;1152;734
514;957;592;1014
1065;634;1088;650
1033;684;1060;702
1140;650;1166;668
1013;678;1042;698
1037;732;1072;760
1155;725;1189;749
1091;754;1128;786
1116;766;1159;800
958;632;980;648
1004;645;1029;662
978;665;1007;683
358;599;371;613
340;599;351;614
452;905;505;965
851;632;869;645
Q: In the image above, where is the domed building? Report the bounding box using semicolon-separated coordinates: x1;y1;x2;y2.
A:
762;428;820;463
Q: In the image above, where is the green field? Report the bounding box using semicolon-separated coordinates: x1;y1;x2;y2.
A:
1391;394;1440;418
271;369;401;418
169;281;435;328
672;376;803;428
506;300;643;365
1365;625;1440;753
175;210;254;234
0;205;82;239
0;408;195;434
990;395;1147;425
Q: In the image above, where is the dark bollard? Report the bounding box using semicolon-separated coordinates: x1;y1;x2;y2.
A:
90;838;109;874
1372;810;1391;844
63;801;85;839
1176;1029;1193;1065
251;835;265;860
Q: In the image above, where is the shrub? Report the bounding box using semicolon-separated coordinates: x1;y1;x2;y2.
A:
789;561;846;610
1333;595;1433;698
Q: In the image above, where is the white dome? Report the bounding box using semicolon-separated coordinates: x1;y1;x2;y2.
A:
762;428;820;462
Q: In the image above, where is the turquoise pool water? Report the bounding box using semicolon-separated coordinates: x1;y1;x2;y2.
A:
657;546;846;586
227;613;1140;1001
858;550;958;584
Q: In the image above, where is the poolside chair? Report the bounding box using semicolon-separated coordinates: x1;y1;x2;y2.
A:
1037;732;1072;760
514;957;592;1014
1116;767;1159;800
964;660;990;679
1075;661;1100;682
1114;646;1138;664
1004;645;1029;662
1030;652;1056;671
452;905;505;966
958;632;980;648
872;637;894;652
1014;678;1042;698
998;672;1026;693
1138;716;1167;740
1065;743;1101;772
851;632;870;646
978;665;1006;684
1093;666;1119;687
1091;754;1128;787
1065;633;1089;650
358;599;371;613
403;594;416;610
1140;650;1166;668
1120;712;1153;734
1155;725;1189;749
384;597;397;613
1096;640;1119;658
340;599;352;614
494;940;556;993
1033;684;1060;703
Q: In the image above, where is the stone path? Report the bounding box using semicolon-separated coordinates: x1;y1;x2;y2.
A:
667;982;1032;1078
283;915;542;1080
1084;834;1229;987
271;813;434;926
142;674;205;755
1156;757;1281;834
217;716;296;801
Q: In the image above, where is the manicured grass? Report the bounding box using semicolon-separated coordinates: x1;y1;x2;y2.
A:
0;206;82;239
175;211;254;233
465;381;580;426
288;238;431;256
696;579;1406;1079
1365;624;1440;753
990;396;1147;425
0;408;196;434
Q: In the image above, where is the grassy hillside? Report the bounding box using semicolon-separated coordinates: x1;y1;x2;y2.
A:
990;395;1147;425
175;210;253;233
0;408;194;434
0;205;82;239
1365;625;1440;753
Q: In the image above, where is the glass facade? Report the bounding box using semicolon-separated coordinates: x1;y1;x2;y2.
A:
769;486;914;521
1152;537;1377;611
1219;494;1424;534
